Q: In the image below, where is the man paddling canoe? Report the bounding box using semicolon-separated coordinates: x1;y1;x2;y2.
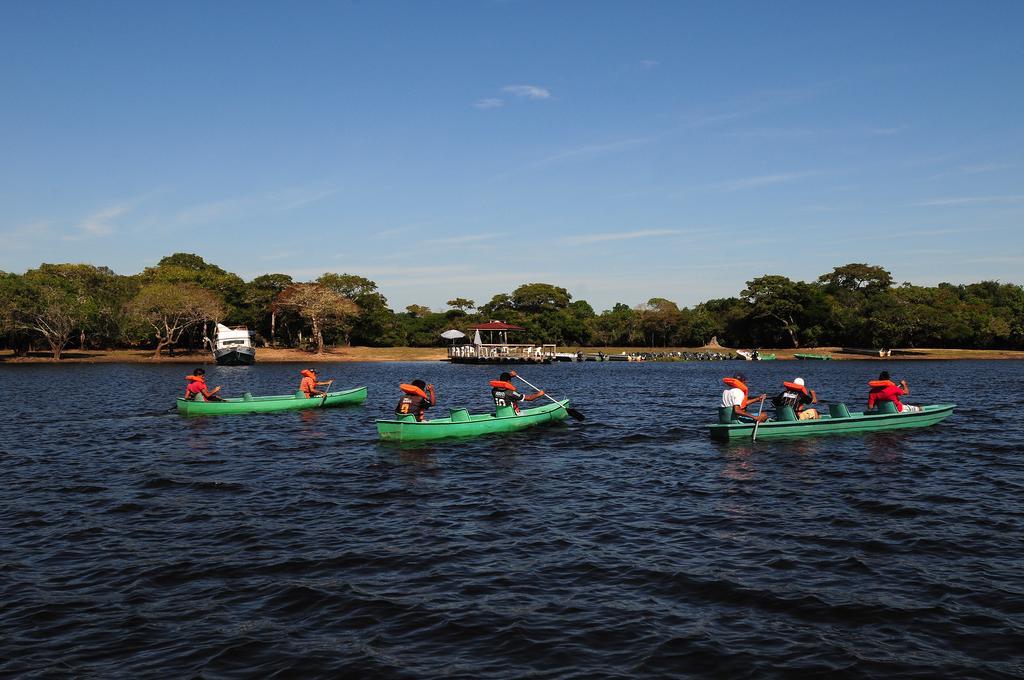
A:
490;371;545;414
772;377;820;420
395;379;436;421
299;368;331;398
721;372;768;423
868;371;921;413
184;368;227;402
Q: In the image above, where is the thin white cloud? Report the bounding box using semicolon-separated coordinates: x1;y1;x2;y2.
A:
421;234;499;246
909;195;1024;207
282;264;477;281
474;98;504;110
173;197;253;226
705;172;814;193
0;220;52;250
562;229;682;245
925;163;1015;181
502;84;550;100
528;137;654;168
721;128;821;140
640;59;659;69
256;250;301;262
868;125;908;136
964;255;1024;264
64;203;129;240
277;187;340;210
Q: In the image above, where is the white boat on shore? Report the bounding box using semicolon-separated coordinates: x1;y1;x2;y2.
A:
212;323;256;365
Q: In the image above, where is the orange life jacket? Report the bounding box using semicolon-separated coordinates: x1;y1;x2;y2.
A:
299;370;319;397
782;381;809;395
868;380;896;388
400;383;428;399
489;380;516;391
722;377;748;396
184;375;207;399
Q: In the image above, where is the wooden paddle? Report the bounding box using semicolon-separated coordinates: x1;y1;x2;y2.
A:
751;395;766;442
319;379;335;406
512;373;585;421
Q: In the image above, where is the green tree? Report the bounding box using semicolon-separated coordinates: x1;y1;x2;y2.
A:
128;282;226;357
244;274;294;345
446;298;476;313
273;283;359;353
741;275;808;348
478;293;515;320
639;297;683;347
818;263;893;294
405;304;432;318
511;283;572;312
590;303;637;346
316;273;392;345
139;253;246;323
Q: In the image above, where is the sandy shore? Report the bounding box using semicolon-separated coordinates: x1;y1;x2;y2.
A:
0;347;448;364
559;345;1024;361
2;345;1022;364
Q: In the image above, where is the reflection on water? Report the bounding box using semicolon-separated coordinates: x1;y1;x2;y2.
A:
0;360;1019;678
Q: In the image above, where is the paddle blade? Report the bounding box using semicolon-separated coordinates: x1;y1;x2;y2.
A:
566;407;585;421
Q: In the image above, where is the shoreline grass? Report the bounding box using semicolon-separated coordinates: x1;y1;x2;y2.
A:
2;345;1023;364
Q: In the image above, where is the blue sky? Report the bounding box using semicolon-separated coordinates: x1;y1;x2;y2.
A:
2;1;1022;312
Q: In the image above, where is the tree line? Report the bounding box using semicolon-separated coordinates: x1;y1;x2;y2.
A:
1;255;1022;359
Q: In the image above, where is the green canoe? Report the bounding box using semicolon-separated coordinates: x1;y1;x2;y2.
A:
177;386;367;416
794;352;832;360
709;402;955;441
376;400;570;442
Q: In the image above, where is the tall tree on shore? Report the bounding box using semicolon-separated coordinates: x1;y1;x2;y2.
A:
316;273;390;345
9;277;80;360
128;283;226;357
138;253;247;323
273;284;358;353
405;304;432;318
446;298;476;313
741;275;807;348
244;273;294;346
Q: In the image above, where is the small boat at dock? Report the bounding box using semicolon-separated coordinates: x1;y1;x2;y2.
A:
376;400;570;442
177;386;367;416
709;402;955;441
794;352;832;360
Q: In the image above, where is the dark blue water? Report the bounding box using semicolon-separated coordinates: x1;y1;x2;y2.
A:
2;360;1022;678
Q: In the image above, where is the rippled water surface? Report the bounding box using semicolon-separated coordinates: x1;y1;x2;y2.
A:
2;360;1023;678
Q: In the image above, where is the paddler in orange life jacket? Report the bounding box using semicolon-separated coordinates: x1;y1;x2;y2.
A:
867;370;920;413
721;372;768;423
183;368;226;402
299;368;330;398
772;377;820;420
395;379;436;421
490;371;545;414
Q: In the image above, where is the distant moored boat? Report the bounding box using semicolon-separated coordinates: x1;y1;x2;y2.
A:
212;323;256;365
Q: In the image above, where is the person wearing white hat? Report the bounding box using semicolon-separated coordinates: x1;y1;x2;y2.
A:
773;376;820;420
